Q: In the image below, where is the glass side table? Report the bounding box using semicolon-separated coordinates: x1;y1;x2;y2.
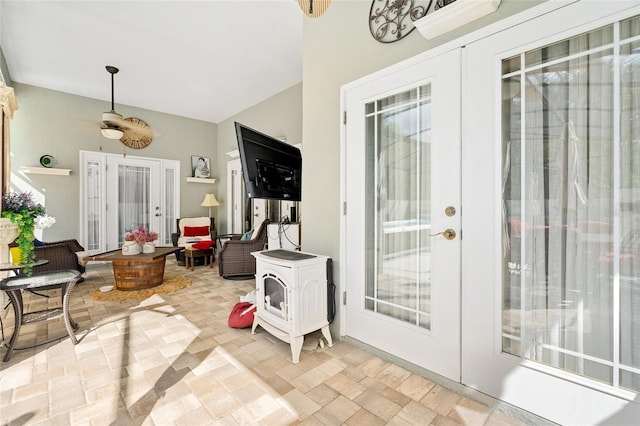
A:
0;259;50;298
0;259;49;275
0;269;82;362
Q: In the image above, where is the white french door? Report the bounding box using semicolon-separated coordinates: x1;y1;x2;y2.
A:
462;2;640;424
343;48;461;380
106;156;161;250
80;151;179;253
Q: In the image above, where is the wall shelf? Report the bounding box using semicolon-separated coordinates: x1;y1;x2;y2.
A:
21;166;72;176
186;177;216;184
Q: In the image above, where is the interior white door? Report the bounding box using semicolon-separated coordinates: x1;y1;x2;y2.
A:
106;156;161;251
227;158;245;234
343;48;461;380
252;198;267;229
462;2;640;424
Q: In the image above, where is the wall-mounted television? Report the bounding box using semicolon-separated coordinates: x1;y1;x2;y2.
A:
235;122;302;201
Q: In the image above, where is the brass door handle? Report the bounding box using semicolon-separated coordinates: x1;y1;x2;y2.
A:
430;228;456;240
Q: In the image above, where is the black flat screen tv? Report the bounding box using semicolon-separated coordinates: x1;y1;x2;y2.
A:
235;122;302;201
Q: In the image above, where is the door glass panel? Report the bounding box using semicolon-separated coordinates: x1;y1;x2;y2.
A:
365;84;432;329
86;161;101;251
502;18;640;391
118;164;151;245
163;167;176;245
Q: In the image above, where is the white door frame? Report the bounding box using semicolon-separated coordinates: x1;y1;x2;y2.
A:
79;150;179;253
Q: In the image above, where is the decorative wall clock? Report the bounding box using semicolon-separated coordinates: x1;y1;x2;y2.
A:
369;0;433;43
119;117;153;149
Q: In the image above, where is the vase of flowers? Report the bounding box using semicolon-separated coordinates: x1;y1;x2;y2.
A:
123;226;158;255
1;191;47;274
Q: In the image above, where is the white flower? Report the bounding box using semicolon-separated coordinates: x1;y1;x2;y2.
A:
34;215;56;229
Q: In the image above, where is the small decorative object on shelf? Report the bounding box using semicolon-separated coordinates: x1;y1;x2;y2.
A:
1;191;47;274
39;154;56;168
191;155;211;178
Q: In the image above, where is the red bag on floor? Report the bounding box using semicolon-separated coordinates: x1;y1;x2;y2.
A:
228;302;256;328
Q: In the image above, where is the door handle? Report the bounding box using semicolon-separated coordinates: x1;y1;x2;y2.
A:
155;213;162;217
430;228;456;240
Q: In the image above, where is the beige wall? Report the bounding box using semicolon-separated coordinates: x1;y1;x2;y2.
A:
9;83;217;241
216;83;303;233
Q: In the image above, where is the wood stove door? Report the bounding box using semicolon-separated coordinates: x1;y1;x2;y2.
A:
343;48;461;381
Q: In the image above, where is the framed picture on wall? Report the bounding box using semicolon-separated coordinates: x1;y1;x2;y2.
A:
191;155;211;178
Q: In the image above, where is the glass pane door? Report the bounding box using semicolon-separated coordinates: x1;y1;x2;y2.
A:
501;15;640;392
117;164;153;245
344;47;461;380
365;85;433;329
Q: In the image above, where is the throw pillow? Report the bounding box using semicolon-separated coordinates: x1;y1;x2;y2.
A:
228;302;256;328
184;225;210;237
192;240;215;250
240;230;253;241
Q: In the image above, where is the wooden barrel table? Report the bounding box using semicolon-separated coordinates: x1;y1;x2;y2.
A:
82;247;181;291
112;257;166;290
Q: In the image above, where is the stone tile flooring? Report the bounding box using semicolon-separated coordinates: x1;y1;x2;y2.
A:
0;259;536;425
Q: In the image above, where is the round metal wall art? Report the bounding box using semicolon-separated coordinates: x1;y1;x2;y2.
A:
369;0;433;43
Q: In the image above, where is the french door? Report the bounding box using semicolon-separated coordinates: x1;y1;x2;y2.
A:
105;156;161;250
79;151;180;253
462;2;640;424
343;48;461;380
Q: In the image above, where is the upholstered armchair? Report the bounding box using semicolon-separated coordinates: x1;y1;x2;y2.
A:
217;219;269;278
171;217;215;265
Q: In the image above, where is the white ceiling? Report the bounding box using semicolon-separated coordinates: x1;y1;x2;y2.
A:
0;1;303;124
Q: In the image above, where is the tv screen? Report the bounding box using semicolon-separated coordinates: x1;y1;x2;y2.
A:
235;122;302;201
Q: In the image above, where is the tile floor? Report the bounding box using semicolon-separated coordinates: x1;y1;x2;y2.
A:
1;258;542;425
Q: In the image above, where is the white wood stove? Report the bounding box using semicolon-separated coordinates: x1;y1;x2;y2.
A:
251;249;333;363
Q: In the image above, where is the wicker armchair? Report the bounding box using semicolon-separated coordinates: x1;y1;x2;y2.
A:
217;219;270;279
11;239;87;282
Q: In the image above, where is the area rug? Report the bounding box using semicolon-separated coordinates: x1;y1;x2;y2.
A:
90;275;191;302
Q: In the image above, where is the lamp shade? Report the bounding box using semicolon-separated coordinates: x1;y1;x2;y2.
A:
201;193;220;207
201;193;219;218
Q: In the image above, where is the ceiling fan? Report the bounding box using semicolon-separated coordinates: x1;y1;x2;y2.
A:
101;65;153;149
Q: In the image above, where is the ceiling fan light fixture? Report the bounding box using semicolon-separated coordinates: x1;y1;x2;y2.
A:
101;126;124;139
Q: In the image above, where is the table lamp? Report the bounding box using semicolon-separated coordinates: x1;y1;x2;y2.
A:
201;193;220;217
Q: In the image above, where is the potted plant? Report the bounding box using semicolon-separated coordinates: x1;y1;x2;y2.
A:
1;191;46;274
